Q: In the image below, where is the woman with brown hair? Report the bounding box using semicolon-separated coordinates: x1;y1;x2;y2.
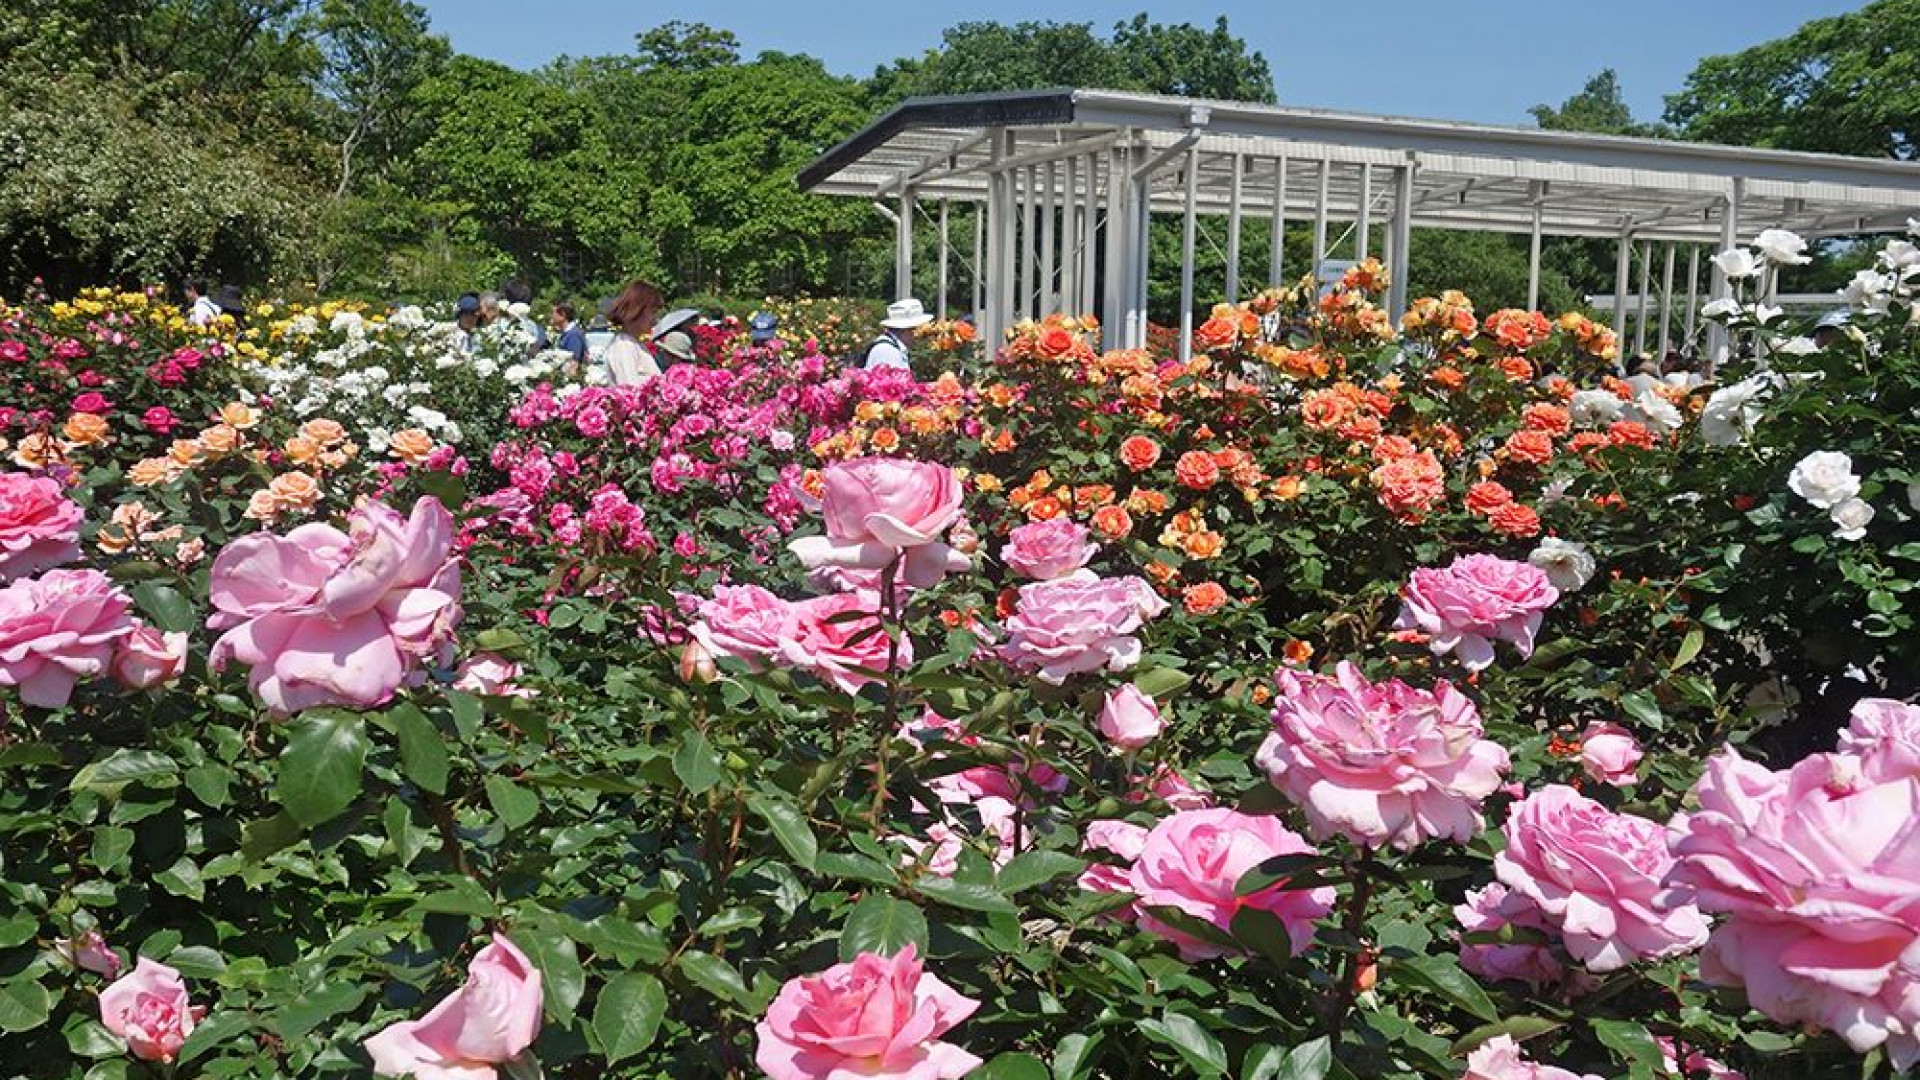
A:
602;280;663;384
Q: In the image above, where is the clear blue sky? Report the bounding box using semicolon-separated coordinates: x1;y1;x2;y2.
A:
418;0;1860;127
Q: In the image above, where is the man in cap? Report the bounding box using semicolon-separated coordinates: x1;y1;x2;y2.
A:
863;298;933;372
453;292;482;353
749;312;780;347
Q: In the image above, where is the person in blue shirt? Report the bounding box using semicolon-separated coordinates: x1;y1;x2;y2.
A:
551;302;588;362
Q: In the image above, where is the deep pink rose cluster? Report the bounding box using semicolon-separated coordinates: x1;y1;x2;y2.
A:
688;584;909;694
1256;662;1509;851
1494;785;1706;972
1000;573;1168;683
1128;807;1335;962
0;471;83;581
0;568;186;707
789;458;970;589
365;935;543;1080
1396;553;1558;670
208;496;461;715
756;945;981;1080
1664;699;1920;1069
1000;518;1098;581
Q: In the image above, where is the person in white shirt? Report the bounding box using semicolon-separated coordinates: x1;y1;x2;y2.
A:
863;298;933;371
602;279;664;385
184;280;220;327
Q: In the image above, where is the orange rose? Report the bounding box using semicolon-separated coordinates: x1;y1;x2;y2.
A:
1337;415;1384;443
1074;484;1116;512
1502;430;1555;466
1607;421;1657;450
1174;450;1220;490
1126;488;1169;515
1036;326;1080;360
1488;502;1542;537
1119;435;1161;471
1568;431;1610;454
1485;308;1552;351
267;470;321;513
868;427;902;453
1369;450;1445;522
1192;315;1239;353
1182;581;1228;615
127;458;177;486
388;428;436;464
1522;403;1572;435
1464;481;1514;515
1499;357;1536;383
219;402;260;430
1282;639;1315;666
198;424;241;456
1299;389;1353;431
1183;530;1225;559
1270;475;1304;501
1370;436;1417;463
1429;366;1467;391
1144;560;1178;585
300;418;348;446
243;489;280;522
1026;495;1065;521
168;439;206;468
1090;504;1134;539
62;412;110;446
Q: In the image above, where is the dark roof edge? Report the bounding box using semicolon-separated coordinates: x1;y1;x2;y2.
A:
796;88;1078;192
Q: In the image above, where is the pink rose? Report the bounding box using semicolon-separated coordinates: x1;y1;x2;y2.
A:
1666;742;1920;1069
1463;1035;1602;1080
1578;721;1642;787
1837;697;1920;781
755;945;981;1080
452;652;533;698
1129;808;1335;962
1655;1037;1744;1079
56;930;123;978
899;795;1020;876
1001;574;1168;684
1000;519;1098;581
788;458;970;589
99;958;204;1063
111;624;188;690
1077;819;1149;914
1496;785;1706;972
1097;684;1165;750
142;406;176;435
688;584;799;671
0;567;137;707
1131;763;1214;810
71;391;111;414
783;591;911;694
0;472;84;581
208;497;461;716
1454;883;1566;990
1395;554;1559;670
1256;662;1509;851
365;935;543;1080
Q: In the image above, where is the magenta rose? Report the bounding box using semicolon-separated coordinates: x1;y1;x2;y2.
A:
1000;519;1098;581
208;496;461;716
111;624;188;690
688;584;799;671
1077;819;1149;917
788;457;970;589
142;406;176;435
0;567;138;707
1256;662;1509;851
1395;553;1558;670
755;944;981;1080
1129;807;1335;962
1001;573;1168;684
99;958;204;1063
365;935;543;1080
1464;1035;1602;1080
0;471;84;582
1097;683;1165;750
1454;883;1566;990
1578;721;1642;787
783;591;911;694
1665;737;1920;1069
1496;785;1706;972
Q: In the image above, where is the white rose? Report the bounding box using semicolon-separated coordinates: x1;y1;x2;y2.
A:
1830;497;1874;540
1787;450;1861;510
1754;229;1810;265
1569;389;1624;427
1701;298;1742;319
1713;248;1762;280
366;427;392;452
1750;303;1784;326
504;364;533;384
1882;240;1920;270
1528;538;1596;592
1843;270;1894;314
1626;390;1683;434
1773;336;1819;356
441;422;463;445
473;358;499;377
1699;377;1770;447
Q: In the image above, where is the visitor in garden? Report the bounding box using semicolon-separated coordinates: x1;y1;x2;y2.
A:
601;279;664;384
749;311;780;346
655;329;696;366
453;292;482;352
862;298;933;372
183;280;219;326
210;284;247;323
651;307;699;352
551;302;587;363
477;291;501;326
501;278;549;353
1813;309;1851;349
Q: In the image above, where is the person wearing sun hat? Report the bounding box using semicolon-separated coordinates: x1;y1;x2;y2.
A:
862;298;933;372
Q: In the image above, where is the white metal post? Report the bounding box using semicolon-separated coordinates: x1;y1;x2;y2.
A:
1040;162;1057;316
1356;162;1372;261
1312;159;1330;280
972;201;984;327
1226;154;1244;302
1706;179;1743;373
1083;153;1100;318
1635;239;1653;359
936;201;950;320
1684;245;1700;352
1658;243;1676;356
1132;147;1152;349
1062;155;1078;313
1526;181;1544;311
1019;166;1036;321
1179;147;1200;361
1103;144;1128;350
895;189;915;301
1612;225;1632;359
1269;155;1288;286
1388;159;1415;321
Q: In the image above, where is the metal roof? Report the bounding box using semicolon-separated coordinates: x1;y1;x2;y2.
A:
799;88;1920;243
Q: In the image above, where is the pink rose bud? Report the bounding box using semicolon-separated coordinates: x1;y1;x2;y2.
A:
679;639;719;684
365;935;543;1078
99;958;204;1063
999;518;1098;581
111;624;188;690
1578;721;1642;787
1464;1035;1603;1080
56;930;122;979
1097;684;1165;750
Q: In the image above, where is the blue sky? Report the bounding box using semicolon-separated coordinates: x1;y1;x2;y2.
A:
420;0;1858;127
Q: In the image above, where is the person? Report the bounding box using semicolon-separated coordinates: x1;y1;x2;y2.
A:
478;292;501;327
655;330;696;366
184;280;220;327
749;312;780;347
862;298;933;372
602;280;663;384
453;292;482;353
501;278;549;353
551;302;588;363
211;284;247;325
1812;310;1850;350
651;307;699;360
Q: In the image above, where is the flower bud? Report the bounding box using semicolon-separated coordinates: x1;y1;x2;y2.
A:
679;640;718;684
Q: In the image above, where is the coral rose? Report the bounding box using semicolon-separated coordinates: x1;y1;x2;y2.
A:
0;567;139;707
208;496;462;715
1496;785;1706;972
0;472;83;581
365;935;543;1080
99;958;204;1064
1000;574;1168;684
1463;481;1513;516
755;945;981;1080
1173;450;1220;490
1488;502;1541;538
1181;581;1227;615
1257;662;1509;850
1129;807;1335;962
1395;554;1558;671
788;457;969;590
1089;504;1133;540
1502;430;1554;466
1119;435;1161;471
1370;451;1446;522
1000;519;1098;581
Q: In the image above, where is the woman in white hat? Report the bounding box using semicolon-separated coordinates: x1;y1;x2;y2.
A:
863;298;934;372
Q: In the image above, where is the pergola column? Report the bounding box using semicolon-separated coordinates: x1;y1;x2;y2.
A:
1225;154;1244;302
894;188;915;301
1040;162;1057;316
1356;162;1372;261
1705;178;1743;372
1526;181;1545;311
1081;153;1100;317
971;200;984;326
1312;159;1330;280
1019;165;1036;321
1179;147;1200;360
1388;158;1415;321
1269;155;1288;286
1634;239;1653;360
1684;245;1700;352
936;201;949;319
1612;223;1633;361
1657;243;1676;355
1062;155;1079;313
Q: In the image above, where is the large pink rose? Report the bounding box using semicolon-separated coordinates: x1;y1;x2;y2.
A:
1395;554;1558;671
0;567;138;707
1454;883;1566;990
1129;807;1335;962
1496;785;1706;972
0;471;83;581
1000;519;1098;581
1001;574;1168;684
689;584;800;670
365;935;543;1080
1463;1035;1601;1080
1097;683;1165;750
788;458;970;589
784;591;911;694
99;958;204;1063
1578;721;1642;787
1665;731;1920;1069
1077;819;1149;917
755;944;981;1080
1838;697;1920;781
1256;662;1509;851
208;497;461;715
111;624;188;691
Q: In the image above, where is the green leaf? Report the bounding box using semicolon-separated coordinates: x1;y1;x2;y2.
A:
0;914;33;948
1052;1033;1103;1080
0;978;50;1033
278;712;369;827
269;982;364;1043
183;764;230;808
839;894;928;961
1235;852;1342;895
1139;1013;1228;1076
177;1009;251;1064
1618;689;1665;732
995;850;1085;894
89;826;135;874
153;857;204;901
915;876;1016;914
1451;1016;1565;1056
240;812;303;862
515;922;586;1015
485;775;540;830
0;743;61;768
1389;954;1498;1022
1256;1036;1332;1080
383;703;449;795
747;793;818;869
130;581;195;632
165;945;226;978
1593;1019;1666;1073
411;878;499;917
673;729;724;794
1132;666;1192;698
595;972;667;1064
65;1019;123;1059
981;1052;1050;1080
69;749;177;795
677;951;749;1004
1669;626;1706;670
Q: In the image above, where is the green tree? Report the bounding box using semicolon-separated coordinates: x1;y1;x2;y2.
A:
1664;0;1920;158
634;20;740;71
870;20;1128;102
1530;69;1663;136
1109;14;1275;103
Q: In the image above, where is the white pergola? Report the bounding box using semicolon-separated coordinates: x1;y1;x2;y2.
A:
797;89;1920;362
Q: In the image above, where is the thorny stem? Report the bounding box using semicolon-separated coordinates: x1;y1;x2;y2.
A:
1326;857;1377;1045
872;552;906;832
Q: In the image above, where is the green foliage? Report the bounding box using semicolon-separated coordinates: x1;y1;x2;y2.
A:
1529;69;1665;137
